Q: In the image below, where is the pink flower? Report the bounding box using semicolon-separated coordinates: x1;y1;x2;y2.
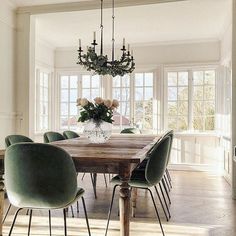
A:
112;99;119;108
94;97;104;105
104;99;112;108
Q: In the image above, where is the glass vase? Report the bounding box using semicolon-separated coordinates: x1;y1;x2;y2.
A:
83;119;112;143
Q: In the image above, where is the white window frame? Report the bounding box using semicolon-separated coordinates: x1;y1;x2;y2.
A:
164;64;217;132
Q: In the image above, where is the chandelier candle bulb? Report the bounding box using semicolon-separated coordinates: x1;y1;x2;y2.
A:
123;38;125;46
93;31;96;41
79;39;81;48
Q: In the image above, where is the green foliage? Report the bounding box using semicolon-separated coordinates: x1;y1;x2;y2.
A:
78;102;113;124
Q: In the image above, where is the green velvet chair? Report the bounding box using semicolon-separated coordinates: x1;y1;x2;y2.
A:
120;128;141;134
105;136;171;236
5;143;91;236
44;131;65;143
3;134;34;223
5;135;33;147
63;130;80;139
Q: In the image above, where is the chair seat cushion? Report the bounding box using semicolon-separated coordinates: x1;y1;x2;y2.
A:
9;187;85;210
111;170;151;188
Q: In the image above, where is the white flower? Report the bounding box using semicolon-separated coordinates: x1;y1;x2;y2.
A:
76;98;82;106
80;98;89;107
112;99;119;108
104;99;112;108
94;97;104;105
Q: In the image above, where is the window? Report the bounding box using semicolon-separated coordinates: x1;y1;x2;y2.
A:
59;74;101;130
82;75;101;100
134;73;154;130
166;68;216;131
35;71;50;132
60;75;79;130
112;75;131;129
111;72;154;131
167;71;189;131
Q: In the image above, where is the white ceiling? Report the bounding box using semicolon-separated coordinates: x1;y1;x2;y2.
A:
35;0;231;49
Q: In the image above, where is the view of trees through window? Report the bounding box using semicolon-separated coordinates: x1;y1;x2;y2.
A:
167;69;216;131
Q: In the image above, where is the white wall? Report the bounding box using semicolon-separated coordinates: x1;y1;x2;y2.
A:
0;0;16;148
55;41;220;69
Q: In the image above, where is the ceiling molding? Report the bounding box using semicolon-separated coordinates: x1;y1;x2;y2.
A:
17;0;186;15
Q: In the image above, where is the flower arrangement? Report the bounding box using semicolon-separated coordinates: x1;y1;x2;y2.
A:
77;97;119;124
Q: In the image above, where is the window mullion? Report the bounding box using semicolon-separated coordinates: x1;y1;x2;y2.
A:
189;69;193;130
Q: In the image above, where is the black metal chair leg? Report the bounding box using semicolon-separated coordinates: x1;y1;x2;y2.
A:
49;210;52;236
3;203;12;223
8;208;23;236
27;209;33;236
77;201;79;213
26;209;29;215
147;189;165;236
166;169;172;184
162;179;171;204
81;197;91;236
159;183;171;219
63;208;67;236
105;184;118;236
103;174;108;188
81;173;86;181
163;175;171;192
70;206;75;218
154;186;169;221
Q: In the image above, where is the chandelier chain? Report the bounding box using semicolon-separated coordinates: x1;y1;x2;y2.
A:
112;0;115;62
100;0;104;55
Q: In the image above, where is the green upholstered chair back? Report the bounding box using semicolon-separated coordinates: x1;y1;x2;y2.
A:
44;132;65;143
63;131;80;139
120;128;141;134
145;136;170;186
5;135;33;147
5;143;77;209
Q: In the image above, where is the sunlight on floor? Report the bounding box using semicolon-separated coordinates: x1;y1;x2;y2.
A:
3;216;222;236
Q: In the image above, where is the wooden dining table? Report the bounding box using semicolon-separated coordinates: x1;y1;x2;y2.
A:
0;134;158;236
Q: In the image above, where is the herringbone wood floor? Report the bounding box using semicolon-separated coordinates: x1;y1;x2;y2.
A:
3;171;236;236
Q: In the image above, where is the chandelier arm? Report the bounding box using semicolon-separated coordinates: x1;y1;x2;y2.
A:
100;0;104;55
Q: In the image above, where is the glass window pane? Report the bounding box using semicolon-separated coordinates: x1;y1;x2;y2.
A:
205;116;215;130
204;86;215;100
193;117;204;130
168;87;177;101
91;75;100;88
178;116;188;130
82;89;90;99
205;71;215;85
193;101;204;116
60;117;68;129
178;87;188;100
144;87;153;100
121;102;130;117
68;115;77;129
82;75;90;88
61;103;68;115
135;88;143;101
193;86;203;100
70;103;78;116
168;72;177;86
61;90;68;102
135;73;143;87
113;88;121;100
178;101;188;115
91;89;99;98
135;101;144;119
43;88;48;101
121;88;130;101
178;72;188;86
113;76;121;87
70;89;77;102
193;71;204;85
168;117;177;130
205;101;215;116
168;102;177;116
70;76;78;88
61;76;69;88
122;75;130;87
145;73;153;86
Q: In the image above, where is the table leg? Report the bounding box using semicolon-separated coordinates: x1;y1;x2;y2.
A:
119;180;131;236
131;188;137;217
0;172;4;235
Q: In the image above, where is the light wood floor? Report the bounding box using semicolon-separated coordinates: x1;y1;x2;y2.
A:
3;171;236;236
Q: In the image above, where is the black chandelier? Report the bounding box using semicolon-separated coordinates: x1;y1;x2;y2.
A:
77;0;135;77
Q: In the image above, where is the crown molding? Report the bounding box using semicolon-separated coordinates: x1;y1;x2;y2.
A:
17;0;186;15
